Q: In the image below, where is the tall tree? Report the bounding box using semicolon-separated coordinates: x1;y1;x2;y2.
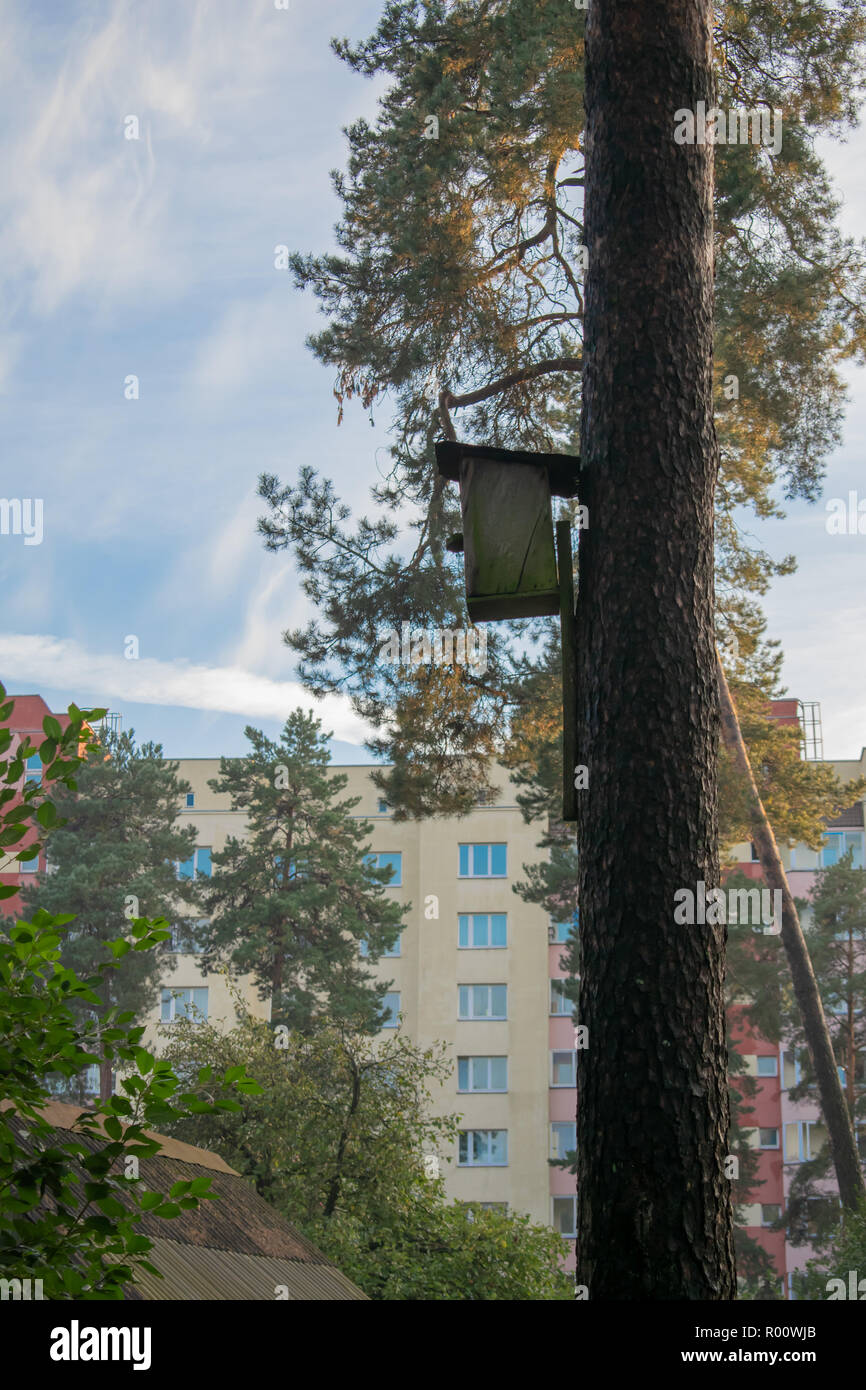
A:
21;729;198;1101
198;710;407;1031
718;667;866;1211
571;0;734;1300
254;0;866;1294
258;0;866;816
160;1008;572;1300
779;851;866;1241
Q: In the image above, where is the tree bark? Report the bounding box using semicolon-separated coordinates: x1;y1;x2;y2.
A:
717;658;866;1210
99;1056;113;1103
576;0;735;1297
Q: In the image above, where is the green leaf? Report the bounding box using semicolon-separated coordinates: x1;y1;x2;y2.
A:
35;802;58;829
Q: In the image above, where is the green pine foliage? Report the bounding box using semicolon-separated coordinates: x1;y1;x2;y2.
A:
20;728;199;1092
198;709;408;1031
256;0;866;815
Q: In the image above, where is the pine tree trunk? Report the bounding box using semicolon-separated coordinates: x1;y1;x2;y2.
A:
575;0;735;1297
717;660;866;1210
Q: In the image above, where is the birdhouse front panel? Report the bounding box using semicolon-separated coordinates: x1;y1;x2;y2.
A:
459;455;560;621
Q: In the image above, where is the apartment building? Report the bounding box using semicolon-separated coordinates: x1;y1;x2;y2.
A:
6;689;862;1285
136;756;577;1254
725;700;866;1297
0;693;66;909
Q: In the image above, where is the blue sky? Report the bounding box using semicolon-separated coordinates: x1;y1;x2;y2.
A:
1;0;865;763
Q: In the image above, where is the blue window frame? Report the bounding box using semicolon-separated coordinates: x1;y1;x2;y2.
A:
176;847;211;880
550;1122;576;1159
185;792;195;808
551;1050;577;1087
360;932;402;958
457;1056;507;1092
458;984;507;1019
161;987;208;1023
367;852;402;886
550;979;572;1015
24;754;42;787
458;913;507;948
458;1130;508;1167
458;843;507;878
820;831;864;869
381;991;400;1028
550;909;579;942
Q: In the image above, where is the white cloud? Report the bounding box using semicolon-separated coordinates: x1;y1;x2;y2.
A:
190;294;293;396
0;632;369;742
0;0;298;318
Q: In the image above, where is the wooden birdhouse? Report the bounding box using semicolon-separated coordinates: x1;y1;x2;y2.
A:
435;441;580;622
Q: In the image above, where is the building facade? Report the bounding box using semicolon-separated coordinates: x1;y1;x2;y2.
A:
138;757;577;1253
7;688;863;1288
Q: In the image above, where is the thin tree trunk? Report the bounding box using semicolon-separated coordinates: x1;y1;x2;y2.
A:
717;657;866;1210
576;0;735;1297
322;1048;362;1219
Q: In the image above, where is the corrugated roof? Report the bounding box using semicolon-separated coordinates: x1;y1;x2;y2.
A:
125;1238;366;1301
7;1100;368;1300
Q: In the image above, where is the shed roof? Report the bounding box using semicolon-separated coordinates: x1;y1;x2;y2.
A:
10;1101;368;1301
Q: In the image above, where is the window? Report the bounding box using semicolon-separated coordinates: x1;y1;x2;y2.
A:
458;984;507;1020
367;852;402;886
458;1130;507;1167
804;1196;841;1239
549;911;578;943
24;754;42;787
552;1196;577;1238
458;913;507;948
381;991;400;1028
176;847;211;880
551;1051;577;1087
784;1120;825;1163
169;920;207;953
550;979;572;1016
477;1202;507;1213
750;841;760;862
759;1127;779;1149
458;843;507;878
18;854;39;874
757;1055;778;1077
185;792;195;808
377;799;389;814
761;1204;781;1227
820;831;864;869
160;987;208;1023
550;1122;576;1160
359;931;401;958
457;1056;507;1093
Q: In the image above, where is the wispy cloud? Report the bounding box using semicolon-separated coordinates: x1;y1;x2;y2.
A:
0;632;368;741
0;0;297;319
